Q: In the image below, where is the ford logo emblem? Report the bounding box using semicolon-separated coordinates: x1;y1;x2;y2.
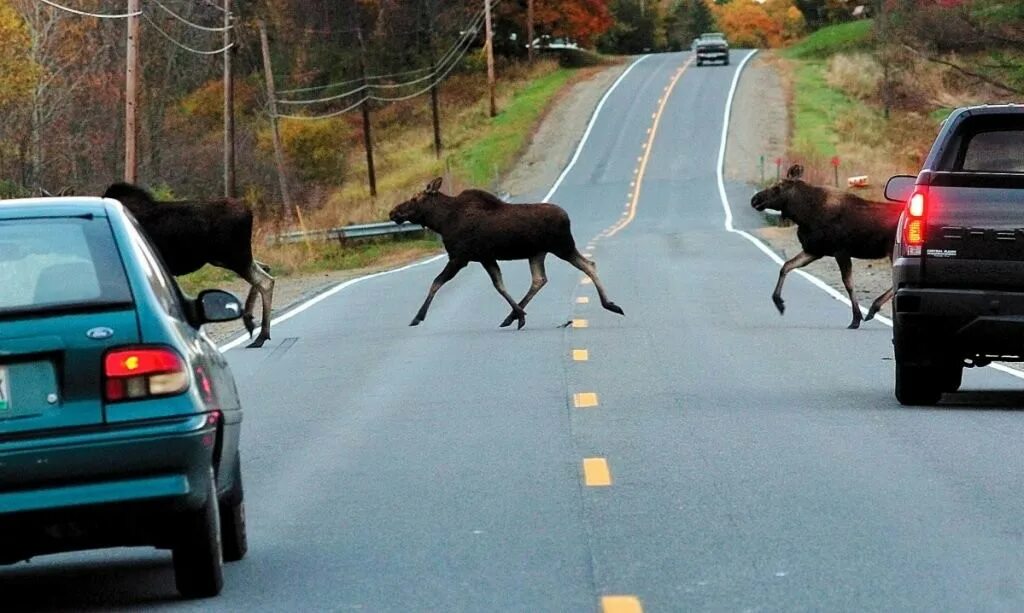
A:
86;327;114;340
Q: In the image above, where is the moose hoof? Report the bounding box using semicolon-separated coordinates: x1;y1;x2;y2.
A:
772;296;785;315
516;316;526;330
246;336;269;349
847;320;862;330
499;314;516;328
242;315;256;338
604;302;625;316
409;318;422;327
865;308;878;322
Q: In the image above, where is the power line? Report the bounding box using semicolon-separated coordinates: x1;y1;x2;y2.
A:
36;0;140;18
275;95;369;121
144;12;234;55
150;0;232;32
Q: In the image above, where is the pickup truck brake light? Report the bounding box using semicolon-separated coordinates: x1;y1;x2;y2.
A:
903;188;928;256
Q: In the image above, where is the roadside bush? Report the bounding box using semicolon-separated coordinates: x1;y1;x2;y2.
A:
825;53;880;100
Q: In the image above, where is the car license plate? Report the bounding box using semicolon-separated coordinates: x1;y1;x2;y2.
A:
0;366;9;412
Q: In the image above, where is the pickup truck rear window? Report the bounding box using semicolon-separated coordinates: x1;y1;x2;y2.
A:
0;217;132;317
961;129;1024;173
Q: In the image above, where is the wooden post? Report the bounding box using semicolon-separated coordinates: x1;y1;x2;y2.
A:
356;28;378;197
484;0;496;118
425;0;442;158
526;0;535;64
124;0;140;183
223;0;236;198
258;20;293;213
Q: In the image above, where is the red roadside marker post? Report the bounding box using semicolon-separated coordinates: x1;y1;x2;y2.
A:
831;155;840;187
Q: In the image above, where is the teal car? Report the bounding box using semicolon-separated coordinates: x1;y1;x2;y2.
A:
0;197;248;598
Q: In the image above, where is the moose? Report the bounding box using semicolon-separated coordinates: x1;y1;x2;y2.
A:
750;165;902;329
389;177;624;329
102;183;275;348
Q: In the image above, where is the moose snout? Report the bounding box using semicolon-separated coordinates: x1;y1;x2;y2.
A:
751;193;767;211
389;210;406;224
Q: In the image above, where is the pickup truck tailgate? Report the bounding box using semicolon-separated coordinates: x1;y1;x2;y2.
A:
922;173;1024;289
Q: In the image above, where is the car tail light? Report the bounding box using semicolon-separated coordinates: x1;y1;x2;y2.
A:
903;188;927;256
104;347;189;402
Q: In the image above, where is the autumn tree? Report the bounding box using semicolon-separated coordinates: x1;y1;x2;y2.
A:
665;0;717;50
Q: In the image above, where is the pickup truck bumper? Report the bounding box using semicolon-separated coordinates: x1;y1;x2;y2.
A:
894;287;1024;360
696;50;728;61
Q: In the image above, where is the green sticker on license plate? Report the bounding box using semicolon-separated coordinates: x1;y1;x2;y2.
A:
0;367;8;411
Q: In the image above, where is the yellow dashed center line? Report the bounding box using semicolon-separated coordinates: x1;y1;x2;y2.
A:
583;458;612;486
580;277;593;285
574;392;599;408
572;318;589;328
607;57;693;238
576;296;590;304
572;349;589;361
602;595;643;613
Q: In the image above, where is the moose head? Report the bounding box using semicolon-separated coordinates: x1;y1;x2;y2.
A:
389;177;445;225
751;164;805;214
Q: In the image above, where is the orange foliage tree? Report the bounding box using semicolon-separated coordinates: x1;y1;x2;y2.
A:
499;0;614;48
712;0;806;48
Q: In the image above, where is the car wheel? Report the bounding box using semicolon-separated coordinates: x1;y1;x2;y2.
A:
723;58;730;66
173;468;224;599
895;361;943;406
220;453;248;563
939;360;964;393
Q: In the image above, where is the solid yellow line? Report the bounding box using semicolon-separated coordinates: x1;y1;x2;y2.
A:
576;296;590;304
602;595;643;613
572;319;589;328
607;58;693;238
573;349;589;361
583;458;612;486
581;277;593;285
574;392;599;408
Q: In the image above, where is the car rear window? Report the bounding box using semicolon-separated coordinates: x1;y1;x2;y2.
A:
0;216;132;316
961;129;1024;173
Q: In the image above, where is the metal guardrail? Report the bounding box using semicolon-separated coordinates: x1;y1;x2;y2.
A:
271;221;429;245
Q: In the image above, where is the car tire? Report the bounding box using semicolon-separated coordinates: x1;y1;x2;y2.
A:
696;59;702;66
220;453;248;563
173;469;224;599
723;58;730;66
895;361;943;406
939;360;964;393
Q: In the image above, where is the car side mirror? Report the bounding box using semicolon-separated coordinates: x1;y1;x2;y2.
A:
884;175;916;202
197;290;243;323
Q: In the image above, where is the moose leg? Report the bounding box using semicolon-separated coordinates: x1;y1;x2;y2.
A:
772;251;820;315
559;251;624;316
500;254;548;328
244;261;276;348
242;286;259;337
866;287;894;322
481;260;527;329
411;258;467;326
836;255;863;329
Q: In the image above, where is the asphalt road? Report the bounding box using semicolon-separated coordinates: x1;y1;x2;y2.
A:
8;50;1024;612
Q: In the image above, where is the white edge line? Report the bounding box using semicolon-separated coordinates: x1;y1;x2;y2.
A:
219;54;651;352
715;50;1024;382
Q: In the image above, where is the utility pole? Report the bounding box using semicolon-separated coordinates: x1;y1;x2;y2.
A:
124;0;140;183
223;0;236;198
484;0;496;117
424;0;442;158
527;0;535;63
356;27;378;197
258;20;293;214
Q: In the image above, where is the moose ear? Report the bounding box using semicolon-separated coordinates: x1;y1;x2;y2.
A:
786;164;804;180
426;177;443;194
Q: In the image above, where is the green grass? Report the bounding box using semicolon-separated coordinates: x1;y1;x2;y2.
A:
452;68;574;186
790;60;856;158
783;20;874;60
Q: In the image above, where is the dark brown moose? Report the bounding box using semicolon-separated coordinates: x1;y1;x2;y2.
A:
103;183;275;348
389;177;624;329
750;164;902;329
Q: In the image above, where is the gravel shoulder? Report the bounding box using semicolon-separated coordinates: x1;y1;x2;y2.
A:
726;53;894;321
201;61;632;345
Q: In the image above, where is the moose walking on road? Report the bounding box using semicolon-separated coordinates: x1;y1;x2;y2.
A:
750;165;902;329
389;177;624;329
103;183;276;348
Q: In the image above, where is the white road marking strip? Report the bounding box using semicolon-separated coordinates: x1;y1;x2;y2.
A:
714;50;1024;382
219;54;652;352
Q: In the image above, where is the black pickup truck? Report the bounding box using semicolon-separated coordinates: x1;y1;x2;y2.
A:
886;104;1024;405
